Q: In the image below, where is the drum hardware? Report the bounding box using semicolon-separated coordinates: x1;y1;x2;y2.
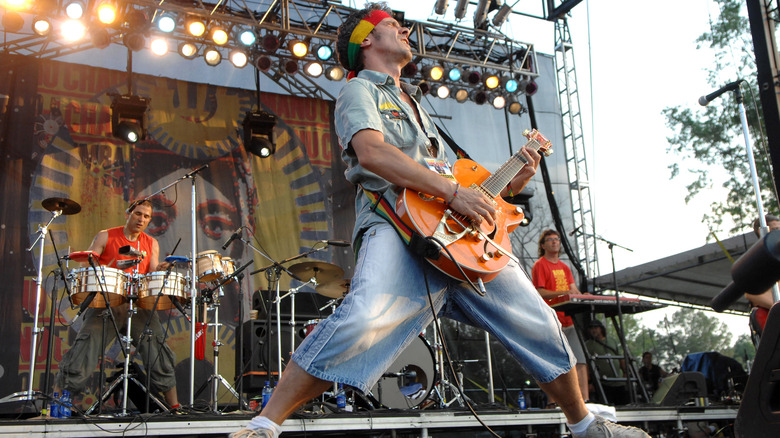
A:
369;335;436;409
429;322;474;409
1;197;80;410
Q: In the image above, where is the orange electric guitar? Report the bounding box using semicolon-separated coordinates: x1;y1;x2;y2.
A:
395;129;553;286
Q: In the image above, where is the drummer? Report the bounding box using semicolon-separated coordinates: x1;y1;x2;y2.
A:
54;199;180;411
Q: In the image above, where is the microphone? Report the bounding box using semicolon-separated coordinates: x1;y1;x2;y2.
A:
172;299;191;322
321;240;351;247
698;80;743;106
74;293;97;319
568;226;581;237
222;227;243;250
118;245;146;258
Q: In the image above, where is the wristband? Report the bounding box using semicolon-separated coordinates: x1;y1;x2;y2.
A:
447;182;460;204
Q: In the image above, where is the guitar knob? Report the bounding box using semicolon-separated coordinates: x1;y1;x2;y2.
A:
480;253;493;262
514;207;522;215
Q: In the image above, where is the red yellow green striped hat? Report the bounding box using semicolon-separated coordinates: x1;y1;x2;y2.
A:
346;10;392;74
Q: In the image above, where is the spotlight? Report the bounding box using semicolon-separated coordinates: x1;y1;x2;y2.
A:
150;37;168;56
90;27;111;49
96;2;117;25
281;59;299;75
32;17;51;36
470;89;488;105
237;28;256;46
454;88;469;103
418;81;431;95
211;27;229;45
125;9;149;31
243;111;277;158
474;0;490;29
123;32;145;51
454;0;469;20
157;13;177;33
422;65;444;81
465;70;481;85
255;55;272;71
2;11;24;33
288;39;308;57
303;61;323;78
111;94;149;143
315;45;333;61
435;0;449;15
447;67;462;82
230;50;248;68
502;76;519;93
262;33;280;52
432;84;450;99
65;1;84;19
186;17;206;37
61;19;87;43
492;4;512;27
402;62;418;78
484;74;500;89
179;42;198;58
506;97;525;114
203;47;221;66
325;66;345;81
491;94;506;109
519;77;538;96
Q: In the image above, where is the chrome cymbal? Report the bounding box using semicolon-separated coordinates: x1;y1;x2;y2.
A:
42;197;82;215
288;261;344;283
316;279;351;299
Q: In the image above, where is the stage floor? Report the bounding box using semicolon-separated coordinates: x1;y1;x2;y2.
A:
0;405;739;437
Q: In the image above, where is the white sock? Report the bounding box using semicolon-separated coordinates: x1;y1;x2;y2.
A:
567;412;596;436
247;416;283;438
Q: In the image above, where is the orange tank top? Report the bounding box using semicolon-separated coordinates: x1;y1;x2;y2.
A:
99;226;154;274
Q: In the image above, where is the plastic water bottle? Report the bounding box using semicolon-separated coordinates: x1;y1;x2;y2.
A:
517;390;526;410
336;384;346;409
60;390;72;418
261;381;273;409
50;392;60;418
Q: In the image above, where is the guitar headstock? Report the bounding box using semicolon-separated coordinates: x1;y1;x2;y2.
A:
522;129;553;157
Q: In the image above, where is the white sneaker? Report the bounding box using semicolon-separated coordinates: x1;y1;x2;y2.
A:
574;415;651;438
228;428;273;438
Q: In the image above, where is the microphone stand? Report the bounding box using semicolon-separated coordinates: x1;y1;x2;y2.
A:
42;234;72;400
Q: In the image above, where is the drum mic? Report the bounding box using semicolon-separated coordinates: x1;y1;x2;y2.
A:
222;227;243;250
382;370;417;379
118;245;146;258
74;292;97;319
172;299;191;322
321;240;351;247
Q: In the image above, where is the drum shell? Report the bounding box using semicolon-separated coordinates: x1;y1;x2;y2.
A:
70;267;128;308
196;250;224;282
137;271;189;310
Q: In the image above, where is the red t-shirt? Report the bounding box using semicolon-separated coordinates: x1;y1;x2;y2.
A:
532;257;575;327
98;226;154;274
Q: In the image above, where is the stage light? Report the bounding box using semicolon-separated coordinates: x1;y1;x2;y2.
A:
502;76;519;93
179;42;198;58
491;94;506;109
211;27;228;45
303;61;323;78
2;11;24;33
123;32;145;51
288;39;308;58
418;81;431;95
255;55;272;71
157;13;176;33
281;59;298;75
454;88;469;103
435;0;449;15
32;17;51;36
125;9;148;30
186;17;206;37
203;47;221;66
432;84;450;99
325;66;345;81
65;1;84;19
485;74;500;89
447;67;462;82
229;50;248;68
315;45;333;61
454;0;469;19
237;28;256;46
90;27;110;49
111;94;149;143
422;65;444;81
96;3;117;25
519;77;538;96
470;89;488;105
402;62;418;78
4;0;30;10
465;70;481;85
506;97;525;114
262;33;280;52
61;19;86;42
150;37;168;56
492;4;512;27
243;111;277;158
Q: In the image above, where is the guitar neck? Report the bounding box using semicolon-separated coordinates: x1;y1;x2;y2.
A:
481;137;544;197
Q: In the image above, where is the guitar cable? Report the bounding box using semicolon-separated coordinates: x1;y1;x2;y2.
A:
422;235;502;438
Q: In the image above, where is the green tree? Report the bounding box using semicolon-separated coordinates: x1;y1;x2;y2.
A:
730;333;756;369
663;0;778;234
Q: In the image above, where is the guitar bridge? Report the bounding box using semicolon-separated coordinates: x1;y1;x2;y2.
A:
433;209;471;246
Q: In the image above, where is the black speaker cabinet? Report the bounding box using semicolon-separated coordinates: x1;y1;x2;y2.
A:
236;320;307;392
650;372;707;406
735;303;780;437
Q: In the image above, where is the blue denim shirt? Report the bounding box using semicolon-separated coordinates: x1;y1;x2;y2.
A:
334;70;450;242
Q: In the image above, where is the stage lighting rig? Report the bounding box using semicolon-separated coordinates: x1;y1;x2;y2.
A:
111;94;149;143
243;111;277;158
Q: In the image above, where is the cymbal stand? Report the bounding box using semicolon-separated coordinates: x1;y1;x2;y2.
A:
430;324;471;408
42;235;71;400
278;278;318;360
1;208;62;407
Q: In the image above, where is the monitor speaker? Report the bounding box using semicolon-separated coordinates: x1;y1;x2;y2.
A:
236;320;307;392
651;372;707;406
